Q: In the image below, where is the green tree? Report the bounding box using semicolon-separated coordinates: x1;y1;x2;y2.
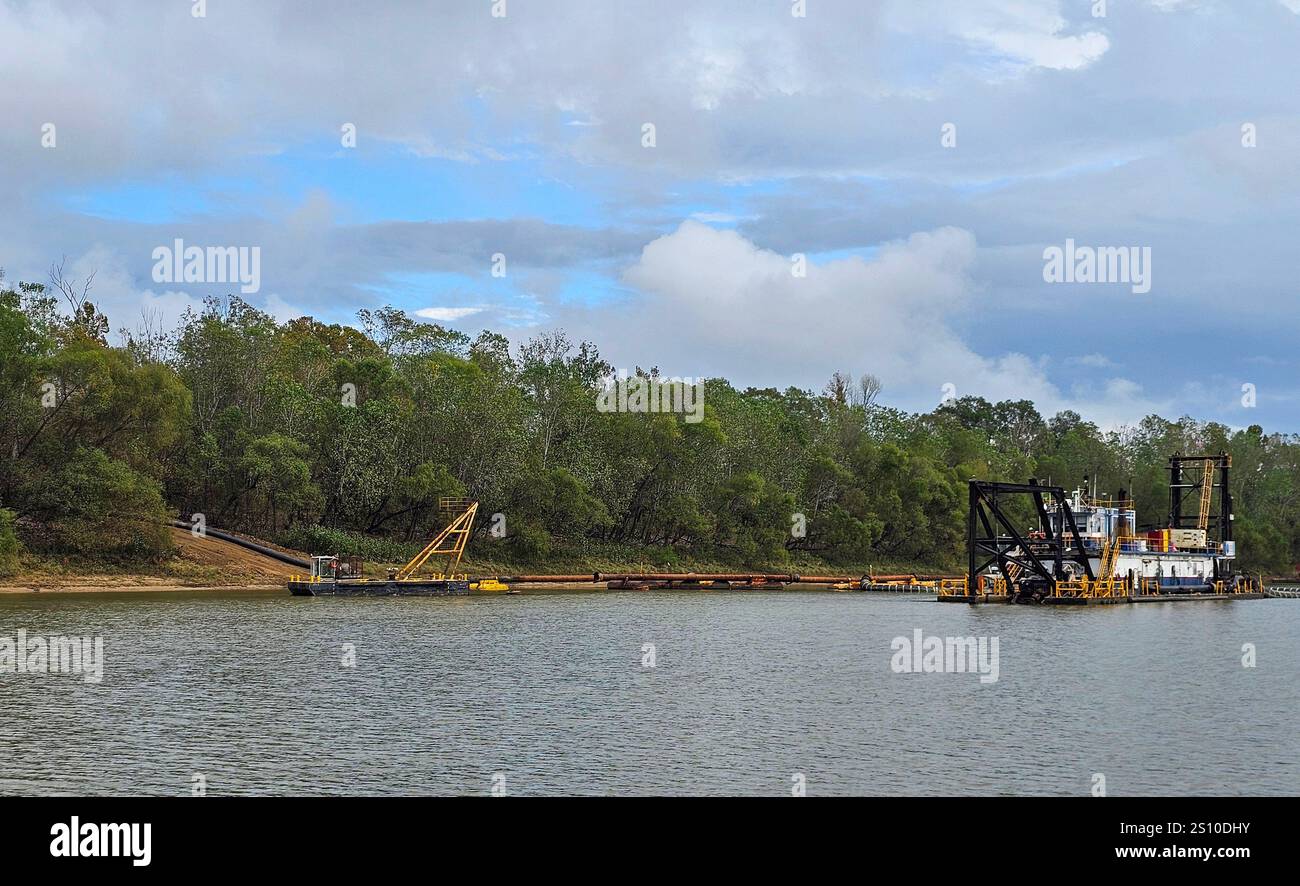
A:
18;447;171;559
0;508;21;576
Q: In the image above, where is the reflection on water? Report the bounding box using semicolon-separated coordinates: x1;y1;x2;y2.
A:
1;590;1297;795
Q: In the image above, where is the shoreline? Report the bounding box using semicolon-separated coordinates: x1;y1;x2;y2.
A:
0;581;285;595
0;578;853;596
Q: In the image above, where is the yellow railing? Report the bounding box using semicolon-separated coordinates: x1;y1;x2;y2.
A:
1082;497;1134;509
1098;536;1121;579
937;576;1011;597
937;577;969;596
950;572;1263;600
1052;575;1131;599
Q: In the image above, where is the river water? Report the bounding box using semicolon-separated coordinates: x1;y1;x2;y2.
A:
1;590;1296;796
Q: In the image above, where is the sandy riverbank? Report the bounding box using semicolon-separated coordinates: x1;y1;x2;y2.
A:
0;527;301;594
0;582;284;594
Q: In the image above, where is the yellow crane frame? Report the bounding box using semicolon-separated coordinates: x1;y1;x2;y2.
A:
395;500;479;581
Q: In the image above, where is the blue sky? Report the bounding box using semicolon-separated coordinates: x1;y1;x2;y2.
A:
3;0;1300;431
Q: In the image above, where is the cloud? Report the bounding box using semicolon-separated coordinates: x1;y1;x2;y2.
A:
415;306;485;322
612;221;982;389
5;0;1300;430
1072;353;1118;369
0;197;647;331
58;246;204;339
588;221;1174;427
885;1;1110;72
0;0;1123;189
571;185;1298;430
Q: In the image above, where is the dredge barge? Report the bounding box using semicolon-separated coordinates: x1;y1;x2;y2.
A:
942;453;1265;605
288;499;479;596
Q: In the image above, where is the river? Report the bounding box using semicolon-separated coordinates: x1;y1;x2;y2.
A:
2;590;1297;795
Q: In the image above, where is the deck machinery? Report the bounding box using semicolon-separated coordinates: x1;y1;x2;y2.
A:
956;453;1257;604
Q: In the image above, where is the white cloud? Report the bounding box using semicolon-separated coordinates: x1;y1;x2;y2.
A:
885;1;1110;73
607;221;1166;426
966;26;1109;72
689;211;740;224
263;293;313;324
5;0;1300;429
617;222;984;389
1072;353;1118;369
59;246;204;341
415;306;485;322
0;0;1120;189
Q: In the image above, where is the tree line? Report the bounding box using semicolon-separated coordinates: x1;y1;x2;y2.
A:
2;270;1298;577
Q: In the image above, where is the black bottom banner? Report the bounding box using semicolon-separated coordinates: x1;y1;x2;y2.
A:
1;796;1285;873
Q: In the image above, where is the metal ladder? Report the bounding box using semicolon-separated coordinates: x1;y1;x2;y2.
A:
1099;535;1121;579
1197;460;1215;531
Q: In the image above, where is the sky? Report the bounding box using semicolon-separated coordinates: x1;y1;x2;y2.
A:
3;0;1300;431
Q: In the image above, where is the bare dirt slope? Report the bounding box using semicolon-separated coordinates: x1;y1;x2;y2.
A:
167;527;304;580
0;528;310;592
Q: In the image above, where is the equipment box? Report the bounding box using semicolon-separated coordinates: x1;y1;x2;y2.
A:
1169;529;1207;548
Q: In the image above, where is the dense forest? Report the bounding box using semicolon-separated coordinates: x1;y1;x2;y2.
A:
2;269;1299;578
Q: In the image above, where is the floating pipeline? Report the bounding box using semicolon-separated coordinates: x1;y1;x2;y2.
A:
500;572;800;584
495;572;964;591
596;572;800;585
499;572;802;590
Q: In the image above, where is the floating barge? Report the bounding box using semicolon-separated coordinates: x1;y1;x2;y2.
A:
288;576;469;597
944;453;1267;605
288;499;483;597
938;590;1268;605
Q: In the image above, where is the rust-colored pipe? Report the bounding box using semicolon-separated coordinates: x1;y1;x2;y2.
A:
500;571;961;585
498;574;599;583
595;572;799;583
